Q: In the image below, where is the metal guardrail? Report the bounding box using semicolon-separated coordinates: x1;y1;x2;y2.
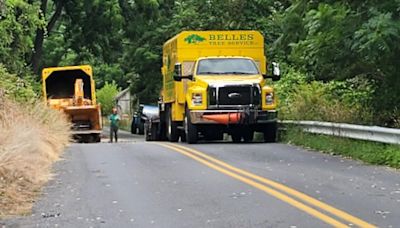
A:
280;120;400;145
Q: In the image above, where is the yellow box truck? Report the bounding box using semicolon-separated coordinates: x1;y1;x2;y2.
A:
147;30;280;143
42;65;102;143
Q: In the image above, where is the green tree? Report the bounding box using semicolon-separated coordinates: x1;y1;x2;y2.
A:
0;0;42;76
97;81;119;116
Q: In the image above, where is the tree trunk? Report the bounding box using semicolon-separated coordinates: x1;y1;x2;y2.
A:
31;0;65;75
31;0;47;75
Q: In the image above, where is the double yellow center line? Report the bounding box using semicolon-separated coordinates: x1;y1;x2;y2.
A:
157;143;376;228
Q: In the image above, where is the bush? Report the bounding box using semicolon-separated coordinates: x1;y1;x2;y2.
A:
0;65;37;103
97;81;120;116
276;68;374;124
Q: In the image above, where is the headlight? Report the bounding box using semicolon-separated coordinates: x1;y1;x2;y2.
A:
265;92;274;105
192;93;203;106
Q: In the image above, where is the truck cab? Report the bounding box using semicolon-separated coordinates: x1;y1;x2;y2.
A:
177;56;279;143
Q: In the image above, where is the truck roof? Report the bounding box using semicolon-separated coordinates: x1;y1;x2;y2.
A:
163;30;264;49
196;56;254;60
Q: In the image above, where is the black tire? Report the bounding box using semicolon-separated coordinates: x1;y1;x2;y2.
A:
180;130;187;142
166;106;179;142
184;108;197;144
82;135;93;143
138;122;145;135
131;122;137;134
158;110;167;141
145;122;151;141
243;129;254;143
151;123;160;141
145;121;160;141
231;131;242;143
264;122;278;143
94;134;101;143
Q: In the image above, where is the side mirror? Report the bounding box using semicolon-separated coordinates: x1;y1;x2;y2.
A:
272;62;280;81
173;63;182;81
263;62;281;81
173;63;193;81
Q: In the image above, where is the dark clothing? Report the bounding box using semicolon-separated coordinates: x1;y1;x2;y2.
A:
110;125;118;143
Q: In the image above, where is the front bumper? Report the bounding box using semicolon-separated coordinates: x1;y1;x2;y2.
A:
190;109;277;125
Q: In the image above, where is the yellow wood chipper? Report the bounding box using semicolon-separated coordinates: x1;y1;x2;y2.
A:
42;65;102;143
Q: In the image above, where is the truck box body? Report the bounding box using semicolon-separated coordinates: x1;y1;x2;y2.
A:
162;31;266;104
42;65;102;142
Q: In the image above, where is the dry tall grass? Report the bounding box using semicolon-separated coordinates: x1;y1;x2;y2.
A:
0;96;70;218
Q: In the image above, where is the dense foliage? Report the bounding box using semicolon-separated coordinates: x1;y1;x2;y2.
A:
0;0;399;126
0;65;37;103
96;81;120;116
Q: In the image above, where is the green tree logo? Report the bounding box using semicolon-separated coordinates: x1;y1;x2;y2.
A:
184;34;206;44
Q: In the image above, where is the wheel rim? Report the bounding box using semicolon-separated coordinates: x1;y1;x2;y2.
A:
167;117;172;137
184;115;188;135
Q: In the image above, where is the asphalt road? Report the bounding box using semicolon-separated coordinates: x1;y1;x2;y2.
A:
2;130;400;228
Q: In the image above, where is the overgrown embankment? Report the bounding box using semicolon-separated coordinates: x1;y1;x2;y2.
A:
0;68;70;218
282;128;400;169
277;68;400;168
0;97;70;218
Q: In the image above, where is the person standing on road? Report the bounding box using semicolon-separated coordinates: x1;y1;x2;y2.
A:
109;107;120;143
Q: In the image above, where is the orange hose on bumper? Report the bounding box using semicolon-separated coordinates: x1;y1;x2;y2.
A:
202;113;242;125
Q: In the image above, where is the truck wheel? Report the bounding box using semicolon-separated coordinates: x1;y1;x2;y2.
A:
82;135;92;143
180;130;187;142
131;122;137;134
151;123;160;141
231;131;242;143
264;122;278;143
145;123;151;141
138;122;145;135
243;129;254;143
166;107;179;142
94;134;101;143
184;108;197;144
158;110;167;141
145;122;159;141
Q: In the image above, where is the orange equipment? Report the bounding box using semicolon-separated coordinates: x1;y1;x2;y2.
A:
202;113;243;125
42;65;102;143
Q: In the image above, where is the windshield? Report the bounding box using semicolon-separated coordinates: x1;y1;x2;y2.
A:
197;58;260;75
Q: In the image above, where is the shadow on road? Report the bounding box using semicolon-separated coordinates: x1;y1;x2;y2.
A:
100;126;144;143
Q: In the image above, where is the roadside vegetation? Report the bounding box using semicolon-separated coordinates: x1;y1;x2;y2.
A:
282;128;400;169
97;81;120;116
0;67;70;218
2;0;399;127
275;66;400;168
275;67;376;125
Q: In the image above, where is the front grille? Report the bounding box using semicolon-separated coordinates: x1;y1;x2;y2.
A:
219;86;251;105
208;85;261;107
